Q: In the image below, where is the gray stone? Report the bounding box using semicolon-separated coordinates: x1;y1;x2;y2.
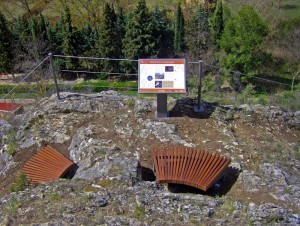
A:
134;99;153;114
89;196;108;207
260;163;289;187
0;120;12;149
238;170;263;192
73;155;138;182
143;119;195;147
104;216;144;226
247;202;298;225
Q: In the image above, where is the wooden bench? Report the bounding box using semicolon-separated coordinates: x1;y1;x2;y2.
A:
152;146;231;191
21;145;75;183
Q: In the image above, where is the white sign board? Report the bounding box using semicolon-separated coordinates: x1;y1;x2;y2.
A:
138;59;186;93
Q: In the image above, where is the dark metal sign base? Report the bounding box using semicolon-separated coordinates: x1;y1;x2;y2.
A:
156;93;168;119
194;105;205;113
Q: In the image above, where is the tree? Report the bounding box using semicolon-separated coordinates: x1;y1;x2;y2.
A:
116;6;126;59
209;0;224;47
174;3;185;53
0;12;12;73
151;6;173;58
61;4;76;69
186;4;211;60
123;0;156;73
283;27;300;91
219;6;269;74
96;3;120;73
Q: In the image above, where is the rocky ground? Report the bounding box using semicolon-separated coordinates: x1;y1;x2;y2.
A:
0;91;299;225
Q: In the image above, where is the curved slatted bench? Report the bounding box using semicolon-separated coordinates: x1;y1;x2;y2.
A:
152;146;231;191
0;102;23;120
21;145;75;183
0;102;22;112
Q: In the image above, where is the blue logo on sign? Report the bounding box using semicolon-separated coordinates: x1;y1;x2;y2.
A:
147;75;153;81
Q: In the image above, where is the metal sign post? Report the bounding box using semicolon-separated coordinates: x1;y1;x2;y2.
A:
156;93;168;118
48;52;61;100
194;60;205;112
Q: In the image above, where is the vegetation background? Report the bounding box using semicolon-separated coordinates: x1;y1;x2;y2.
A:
0;0;299;110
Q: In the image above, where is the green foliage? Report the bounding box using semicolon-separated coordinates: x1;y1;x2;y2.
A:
186;4;211;60
237;83;256;104
219;6;269;74
271;90;300;111
123;0;156;73
174;3;185;53
6;128;17;156
151;6;174;58
209;0;224;46
96;73;109;80
134;203;145;220
97;179;114;188
61;4;76;69
96;3;121;73
10;172;31;193
0;12;12;72
6;199;21;217
127;98;135;108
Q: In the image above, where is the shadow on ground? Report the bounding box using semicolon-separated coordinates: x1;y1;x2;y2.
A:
138;163;240;196
167;166;240;196
169;97;216;119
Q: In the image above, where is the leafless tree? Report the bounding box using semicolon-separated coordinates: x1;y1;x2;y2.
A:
281;27;300;91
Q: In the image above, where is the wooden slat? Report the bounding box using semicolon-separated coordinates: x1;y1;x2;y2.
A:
19;145;75;184
0;102;22;112
152;146;231;191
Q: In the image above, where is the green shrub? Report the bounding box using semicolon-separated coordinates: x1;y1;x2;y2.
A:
6;199;21;217
272;91;300;111
6;129;17;156
10;172;31;193
237;83;256;104
127;99;135;108
97;74;109;80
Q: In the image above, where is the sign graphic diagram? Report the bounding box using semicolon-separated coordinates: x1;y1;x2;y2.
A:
138;59;186;93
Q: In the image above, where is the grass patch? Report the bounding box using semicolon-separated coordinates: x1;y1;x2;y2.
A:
133;203;145;220
50;192;62;201
97;179;114;188
6;199;22;217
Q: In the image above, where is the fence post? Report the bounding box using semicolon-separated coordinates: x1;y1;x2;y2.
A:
194;60;204;112
48;52;61;100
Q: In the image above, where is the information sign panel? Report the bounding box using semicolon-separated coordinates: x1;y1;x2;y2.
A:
138;59;186;93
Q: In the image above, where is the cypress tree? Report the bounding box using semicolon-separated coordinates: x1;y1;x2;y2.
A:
174;3;185;53
38;14;49;42
209;0;224;46
0;12;12;73
61;5;76;69
52;16;64;52
151;6;173;57
186;4;211;60
123;0;156;73
97;3;119;73
30;17;40;59
116;6;126;59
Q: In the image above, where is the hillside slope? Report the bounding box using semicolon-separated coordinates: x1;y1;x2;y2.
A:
0;91;299;225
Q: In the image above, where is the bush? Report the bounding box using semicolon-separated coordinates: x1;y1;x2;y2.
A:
6;129;17;156
271;91;300;111
237;83;256;104
10;172;31;193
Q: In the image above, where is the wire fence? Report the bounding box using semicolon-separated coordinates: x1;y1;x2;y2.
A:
0;53;295;105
